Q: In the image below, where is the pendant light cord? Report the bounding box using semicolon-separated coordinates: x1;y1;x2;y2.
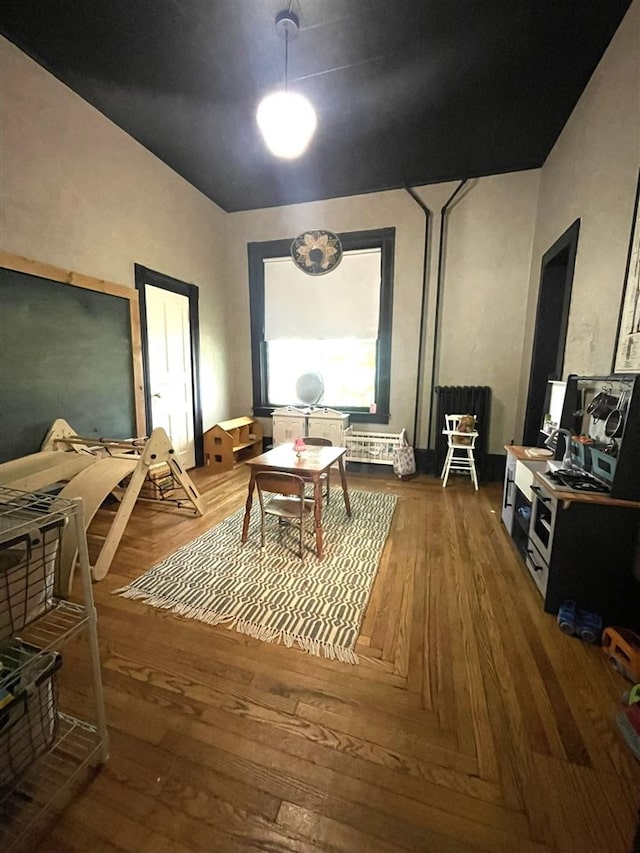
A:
284;28;289;91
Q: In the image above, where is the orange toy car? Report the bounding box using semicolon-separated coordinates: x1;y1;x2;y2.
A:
602;627;640;683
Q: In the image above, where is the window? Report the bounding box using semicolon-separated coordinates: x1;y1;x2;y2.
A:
248;228;394;422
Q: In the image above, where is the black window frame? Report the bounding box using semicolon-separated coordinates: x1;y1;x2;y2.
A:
247;227;395;423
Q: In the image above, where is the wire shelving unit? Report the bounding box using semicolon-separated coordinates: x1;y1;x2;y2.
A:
0;487;108;851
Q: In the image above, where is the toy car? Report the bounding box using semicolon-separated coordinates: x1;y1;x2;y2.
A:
557;601;602;643
602;627;640;682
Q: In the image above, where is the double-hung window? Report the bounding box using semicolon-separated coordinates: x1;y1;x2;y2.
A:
248;228;394;422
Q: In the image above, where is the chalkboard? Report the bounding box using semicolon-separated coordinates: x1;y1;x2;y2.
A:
0;258;143;463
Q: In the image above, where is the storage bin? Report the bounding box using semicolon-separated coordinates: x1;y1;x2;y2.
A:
0;509;66;645
0;640;62;788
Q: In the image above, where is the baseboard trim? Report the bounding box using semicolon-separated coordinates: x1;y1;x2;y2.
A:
264;439;506;483
416;448;505;482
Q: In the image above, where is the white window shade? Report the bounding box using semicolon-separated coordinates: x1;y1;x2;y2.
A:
264;249;381;340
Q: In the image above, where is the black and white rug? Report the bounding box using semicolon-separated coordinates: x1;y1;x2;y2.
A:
115;488;397;664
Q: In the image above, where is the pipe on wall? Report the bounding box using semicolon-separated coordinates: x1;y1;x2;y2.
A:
426;179;468;447
403;186;432;447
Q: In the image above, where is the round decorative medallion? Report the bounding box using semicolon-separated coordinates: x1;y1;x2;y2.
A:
290;230;343;275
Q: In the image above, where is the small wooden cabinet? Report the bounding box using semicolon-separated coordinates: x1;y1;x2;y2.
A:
203;416;263;472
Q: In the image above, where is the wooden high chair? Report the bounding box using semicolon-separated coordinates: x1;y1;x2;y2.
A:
441;414;479;490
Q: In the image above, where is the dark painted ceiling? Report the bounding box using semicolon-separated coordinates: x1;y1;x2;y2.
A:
0;0;632;212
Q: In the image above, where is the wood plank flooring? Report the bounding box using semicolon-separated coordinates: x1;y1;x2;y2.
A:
35;465;639;852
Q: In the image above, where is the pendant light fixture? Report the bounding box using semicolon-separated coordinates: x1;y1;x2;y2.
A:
256;9;317;159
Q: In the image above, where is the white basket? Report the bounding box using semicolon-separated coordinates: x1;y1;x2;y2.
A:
344;428;404;466
0;643;61;788
0;511;65;646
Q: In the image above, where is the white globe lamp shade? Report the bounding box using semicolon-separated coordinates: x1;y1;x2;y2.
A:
256;91;317;159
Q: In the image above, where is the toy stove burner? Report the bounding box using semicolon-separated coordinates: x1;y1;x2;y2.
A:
545;468;610;494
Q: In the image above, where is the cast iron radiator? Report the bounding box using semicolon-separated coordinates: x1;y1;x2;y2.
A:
434;385;492;478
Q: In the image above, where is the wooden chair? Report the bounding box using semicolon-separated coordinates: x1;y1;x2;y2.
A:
441;414;479;490
255;472;314;559
301;436;332;505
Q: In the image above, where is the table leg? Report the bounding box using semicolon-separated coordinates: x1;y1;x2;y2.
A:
241;473;256;544
338;456;352;517
313;476;323;559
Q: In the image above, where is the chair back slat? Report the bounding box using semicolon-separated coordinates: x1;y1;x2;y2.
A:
255;471;305;498
304;436;333;447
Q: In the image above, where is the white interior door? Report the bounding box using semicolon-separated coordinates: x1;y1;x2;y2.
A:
145;284;196;469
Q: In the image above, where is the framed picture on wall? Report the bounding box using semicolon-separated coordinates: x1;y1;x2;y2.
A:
613;170;640;373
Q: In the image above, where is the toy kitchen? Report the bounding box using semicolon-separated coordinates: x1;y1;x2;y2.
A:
502;374;640;630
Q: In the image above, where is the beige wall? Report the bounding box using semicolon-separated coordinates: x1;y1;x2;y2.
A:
416;173;540;449
227;170;540;453
517;1;640;429
226;190;425;442
0;37;230;430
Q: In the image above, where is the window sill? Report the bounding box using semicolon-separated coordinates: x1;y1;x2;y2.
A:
254;406;390;425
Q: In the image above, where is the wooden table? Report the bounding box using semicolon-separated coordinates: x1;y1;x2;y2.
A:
241;445;352;559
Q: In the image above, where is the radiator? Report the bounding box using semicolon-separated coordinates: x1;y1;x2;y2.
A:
434;386;492;478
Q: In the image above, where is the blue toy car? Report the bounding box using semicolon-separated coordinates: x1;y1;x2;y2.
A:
557;600;602;644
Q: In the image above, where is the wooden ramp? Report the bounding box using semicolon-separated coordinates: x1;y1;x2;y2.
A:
0;450;96;492
56;456;139;593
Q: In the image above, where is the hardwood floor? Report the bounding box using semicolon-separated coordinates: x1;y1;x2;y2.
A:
36;466;639;852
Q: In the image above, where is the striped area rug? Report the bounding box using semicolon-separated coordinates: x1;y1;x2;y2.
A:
115;488;397;664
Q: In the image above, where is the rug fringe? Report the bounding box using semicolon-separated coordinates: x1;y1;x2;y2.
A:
113;586;359;664
110;488;398;666
230;618;359;664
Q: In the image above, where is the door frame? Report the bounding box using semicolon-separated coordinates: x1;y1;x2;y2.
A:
134;264;204;467
522;219;580;446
